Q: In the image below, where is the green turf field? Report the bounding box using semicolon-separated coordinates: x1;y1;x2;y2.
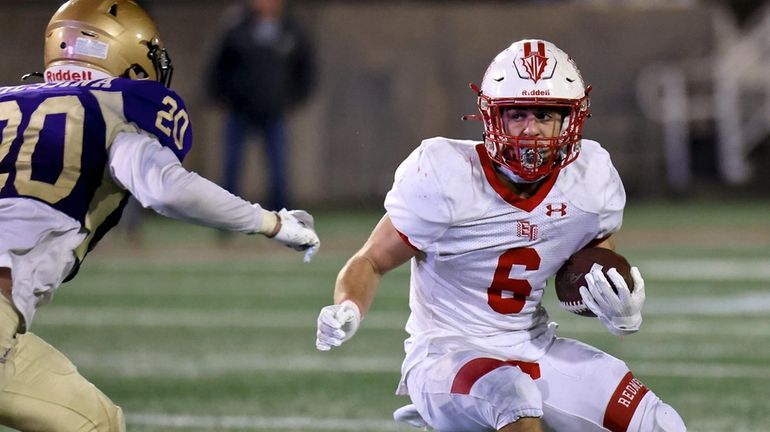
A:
8;199;770;431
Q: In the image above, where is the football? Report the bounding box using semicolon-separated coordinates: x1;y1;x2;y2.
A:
554;247;634;317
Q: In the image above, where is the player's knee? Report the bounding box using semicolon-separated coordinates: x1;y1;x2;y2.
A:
633;396;686;432
12;333;126;431
94;400;125;432
478;365;543;425
64;376;125;431
498;416;544;432
651;401;686;432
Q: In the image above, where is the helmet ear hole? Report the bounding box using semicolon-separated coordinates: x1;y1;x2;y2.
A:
108;4;118;16
124;64;149;80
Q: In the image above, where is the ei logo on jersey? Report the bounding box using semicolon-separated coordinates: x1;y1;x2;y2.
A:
516;220;538;241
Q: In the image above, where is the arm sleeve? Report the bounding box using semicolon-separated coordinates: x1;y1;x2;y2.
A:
108;131;265;234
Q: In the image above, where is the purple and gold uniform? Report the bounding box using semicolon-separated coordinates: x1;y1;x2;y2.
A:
0;2;318;431
0;79;206;432
0;77;191;278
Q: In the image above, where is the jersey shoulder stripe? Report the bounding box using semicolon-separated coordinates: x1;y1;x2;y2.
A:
99;79;193;161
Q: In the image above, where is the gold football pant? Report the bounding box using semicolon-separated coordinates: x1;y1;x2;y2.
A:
0;295;125;431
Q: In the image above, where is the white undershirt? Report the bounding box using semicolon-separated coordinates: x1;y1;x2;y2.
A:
109;131;266;233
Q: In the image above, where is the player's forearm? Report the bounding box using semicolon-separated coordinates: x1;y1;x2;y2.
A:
108;131;278;235
332;215;416;316
333;253;382;317
150;168;273;234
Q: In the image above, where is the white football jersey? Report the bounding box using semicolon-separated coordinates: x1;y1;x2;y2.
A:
384;137;625;387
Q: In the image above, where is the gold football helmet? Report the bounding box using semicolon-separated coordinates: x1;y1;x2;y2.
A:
44;0;173;86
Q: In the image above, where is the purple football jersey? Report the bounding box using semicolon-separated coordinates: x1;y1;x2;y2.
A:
0;77;193;272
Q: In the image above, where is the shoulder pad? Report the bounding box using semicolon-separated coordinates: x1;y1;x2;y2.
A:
118;79;193;161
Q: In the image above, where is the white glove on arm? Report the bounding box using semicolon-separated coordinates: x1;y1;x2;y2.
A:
316;300;361;351
265;209;320;263
579;266;646;336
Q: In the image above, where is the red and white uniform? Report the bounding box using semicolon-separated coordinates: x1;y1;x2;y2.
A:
385;138;658;431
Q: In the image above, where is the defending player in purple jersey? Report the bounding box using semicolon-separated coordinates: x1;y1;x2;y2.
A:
0;78;191;273
0;78;192;253
0;1;319;430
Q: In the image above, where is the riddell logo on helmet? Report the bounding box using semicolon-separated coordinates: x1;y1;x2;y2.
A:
521;89;550;96
45;69;94;82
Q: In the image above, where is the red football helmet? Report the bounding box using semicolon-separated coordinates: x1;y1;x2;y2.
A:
472;39;591;182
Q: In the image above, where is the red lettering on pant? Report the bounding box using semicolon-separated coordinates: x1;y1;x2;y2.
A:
603;372;649;431
450;358;540;395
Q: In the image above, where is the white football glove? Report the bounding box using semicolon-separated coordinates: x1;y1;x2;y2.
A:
270;209;320;263
579;266;646;336
315;300;361;351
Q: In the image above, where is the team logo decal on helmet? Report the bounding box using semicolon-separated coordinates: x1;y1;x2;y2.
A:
515;41;556;84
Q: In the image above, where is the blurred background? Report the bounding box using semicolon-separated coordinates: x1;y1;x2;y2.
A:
3;0;770;208
1;1;770;431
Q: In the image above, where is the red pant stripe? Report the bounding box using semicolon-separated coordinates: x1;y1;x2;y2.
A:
603;371;649;431
450;358;541;395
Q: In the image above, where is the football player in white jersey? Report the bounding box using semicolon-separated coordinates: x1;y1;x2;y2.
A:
0;1;319;430
316;39;686;432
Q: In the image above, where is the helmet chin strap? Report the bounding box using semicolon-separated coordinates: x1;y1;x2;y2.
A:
495;163;545;184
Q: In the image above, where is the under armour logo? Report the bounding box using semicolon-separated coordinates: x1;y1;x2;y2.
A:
545;203;567;217
517;220;538;241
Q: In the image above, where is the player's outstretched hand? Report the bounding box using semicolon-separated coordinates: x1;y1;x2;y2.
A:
579;266;646;336
316;300;361;351
270;209;320;263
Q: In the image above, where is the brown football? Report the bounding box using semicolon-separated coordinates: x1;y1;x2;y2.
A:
554;247;634;317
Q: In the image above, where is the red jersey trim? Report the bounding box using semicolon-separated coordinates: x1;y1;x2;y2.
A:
395;229;420;252
475;144;558;212
603;372;650;431
451;358;541;395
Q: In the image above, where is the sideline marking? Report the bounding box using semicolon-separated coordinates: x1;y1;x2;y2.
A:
127;413;399;431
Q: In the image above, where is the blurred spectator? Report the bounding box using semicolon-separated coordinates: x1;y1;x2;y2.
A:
718;0;769;26
205;0;316;213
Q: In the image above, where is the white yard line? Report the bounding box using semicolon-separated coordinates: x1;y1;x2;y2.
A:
126;413;400;431
631;362;770;380
643;292;770;316
68;350;770;381
34;291;770;331
89;258;770;280
637;259;770;281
